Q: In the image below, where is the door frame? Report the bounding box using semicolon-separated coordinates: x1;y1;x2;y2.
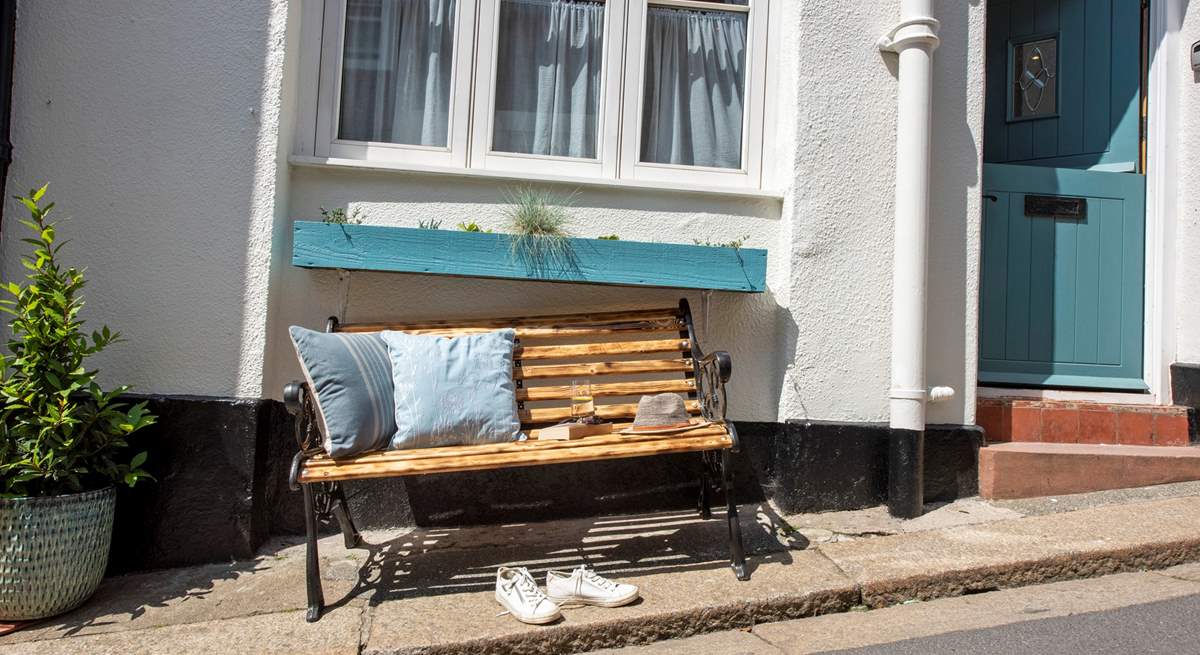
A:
1142;0;1181;405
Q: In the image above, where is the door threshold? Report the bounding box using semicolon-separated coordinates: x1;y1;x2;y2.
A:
977;386;1162;406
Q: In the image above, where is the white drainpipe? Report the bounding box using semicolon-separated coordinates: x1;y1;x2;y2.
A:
877;0;949;518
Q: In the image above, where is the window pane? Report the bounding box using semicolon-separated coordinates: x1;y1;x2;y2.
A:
1011;37;1057;120
640;5;747;169
338;0;456;147
492;0;605;159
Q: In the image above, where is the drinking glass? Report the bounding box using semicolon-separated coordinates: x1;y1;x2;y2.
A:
570;380;595;422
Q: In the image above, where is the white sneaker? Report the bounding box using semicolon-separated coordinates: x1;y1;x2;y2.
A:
495;567;562;625
545;565;639;608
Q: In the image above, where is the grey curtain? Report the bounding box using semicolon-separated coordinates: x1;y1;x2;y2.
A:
492;0;604;158
338;0;456;147
640;7;747;170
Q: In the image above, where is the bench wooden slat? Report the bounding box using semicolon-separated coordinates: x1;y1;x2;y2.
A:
302;423;727;468
517;379;695;401
335;307;683;333
297;431;731;482
521;399;702;424
515;358;694;380
515;338;689;361
339;322;684;339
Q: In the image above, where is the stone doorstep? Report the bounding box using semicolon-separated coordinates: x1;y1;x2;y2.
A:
976;397;1193;446
4;495;1200;655
979;442;1200;500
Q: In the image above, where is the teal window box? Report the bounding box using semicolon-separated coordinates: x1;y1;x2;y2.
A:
292;221;767;293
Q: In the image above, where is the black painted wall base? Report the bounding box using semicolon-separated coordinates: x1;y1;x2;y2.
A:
110;394;982;571
107;394;288;574
1170;363;1200;444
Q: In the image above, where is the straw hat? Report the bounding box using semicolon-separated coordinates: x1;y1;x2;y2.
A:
619;394;710;435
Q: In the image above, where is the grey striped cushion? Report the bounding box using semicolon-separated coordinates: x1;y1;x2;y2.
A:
289;327;397;458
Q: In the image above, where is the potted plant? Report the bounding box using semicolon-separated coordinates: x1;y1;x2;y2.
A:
0;185;155;621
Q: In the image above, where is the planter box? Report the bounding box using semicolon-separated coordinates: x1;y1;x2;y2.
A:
292;221;767;293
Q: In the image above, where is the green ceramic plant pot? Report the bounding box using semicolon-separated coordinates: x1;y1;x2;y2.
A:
0;487;115;620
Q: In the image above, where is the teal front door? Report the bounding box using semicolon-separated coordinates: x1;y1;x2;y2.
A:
980;0;1146;391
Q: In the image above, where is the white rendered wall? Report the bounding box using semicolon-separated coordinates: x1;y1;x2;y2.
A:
1172;5;1200;366
0;0;290;398
771;0;985;425
0;0;986;424
266;0;987;426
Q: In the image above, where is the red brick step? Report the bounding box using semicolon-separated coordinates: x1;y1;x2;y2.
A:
977;398;1192;446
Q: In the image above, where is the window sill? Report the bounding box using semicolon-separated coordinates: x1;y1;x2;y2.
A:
288;155;785;201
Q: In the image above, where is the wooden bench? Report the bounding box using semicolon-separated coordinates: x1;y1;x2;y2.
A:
283;299;746;622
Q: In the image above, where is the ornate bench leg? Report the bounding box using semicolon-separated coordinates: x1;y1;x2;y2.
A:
721;450;750;581
698;455;713;520
330;482;362;549
302;483;325;622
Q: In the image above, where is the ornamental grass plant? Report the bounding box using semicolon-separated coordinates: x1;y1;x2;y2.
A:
503;187;576;272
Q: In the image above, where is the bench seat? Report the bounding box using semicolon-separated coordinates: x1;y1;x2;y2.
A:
297;423;734;482
283;299;746;623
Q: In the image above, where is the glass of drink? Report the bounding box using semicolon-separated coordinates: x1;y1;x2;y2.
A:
571;380;595;422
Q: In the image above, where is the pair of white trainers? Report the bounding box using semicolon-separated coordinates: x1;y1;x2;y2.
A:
495;564;639;625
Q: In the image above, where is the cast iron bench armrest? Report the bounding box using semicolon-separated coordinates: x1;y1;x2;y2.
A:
701;351;732;383
283;381;306;415
283;380;324;490
695;350;734;450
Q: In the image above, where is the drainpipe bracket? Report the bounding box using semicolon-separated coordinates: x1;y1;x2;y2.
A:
877;16;941;53
889;387;928;401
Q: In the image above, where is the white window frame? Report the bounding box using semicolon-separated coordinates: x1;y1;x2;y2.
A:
619;0;769;189
312;0;477;167
301;0;775;193
470;0;625;178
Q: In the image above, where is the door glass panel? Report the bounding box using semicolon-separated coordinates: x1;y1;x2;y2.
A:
492;0;606;159
338;0;457;147
640;2;748;169
1011;37;1057;120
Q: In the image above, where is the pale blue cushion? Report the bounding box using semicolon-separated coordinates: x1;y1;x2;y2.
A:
382;328;522;450
289;327;397;458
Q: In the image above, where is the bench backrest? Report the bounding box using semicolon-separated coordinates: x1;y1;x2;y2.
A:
329;300;702;429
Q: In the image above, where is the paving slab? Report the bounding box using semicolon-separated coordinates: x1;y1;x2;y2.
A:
897;499;1022;532
0;533;372;645
775;498;1024;543
751;568;1200;654
359;507;857;655
588;628;783;655
596;567;1200;654
0;608;361;655
1153;561;1200;583
993;479;1200;516
819;495;1200;607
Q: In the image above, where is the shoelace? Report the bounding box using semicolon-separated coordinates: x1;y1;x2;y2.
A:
498;567;554;616
578;565;618;591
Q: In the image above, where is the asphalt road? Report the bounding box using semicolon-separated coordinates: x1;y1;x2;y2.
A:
823;594;1200;655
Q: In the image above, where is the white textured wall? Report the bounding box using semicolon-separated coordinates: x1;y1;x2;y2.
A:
1;0;290;398
267;0;987;425
772;0;985;424
1173;5;1200;365
1;0;987;424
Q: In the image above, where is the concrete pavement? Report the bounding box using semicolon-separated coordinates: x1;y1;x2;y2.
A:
1;484;1200;654
593;564;1200;654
